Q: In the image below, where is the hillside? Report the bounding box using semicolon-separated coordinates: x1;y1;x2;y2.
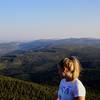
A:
0;42;100;79
0;75;55;100
0;39;100;89
0;75;100;100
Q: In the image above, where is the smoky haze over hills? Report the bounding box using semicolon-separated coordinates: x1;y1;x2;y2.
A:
0;38;100;56
19;38;100;49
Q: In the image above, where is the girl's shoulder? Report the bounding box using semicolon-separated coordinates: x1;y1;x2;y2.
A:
74;79;84;87
73;79;86;97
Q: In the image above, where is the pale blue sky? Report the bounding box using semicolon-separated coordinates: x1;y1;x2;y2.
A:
0;0;100;42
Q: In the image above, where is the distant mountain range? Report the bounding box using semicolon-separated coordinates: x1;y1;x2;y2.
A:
0;42;20;56
0;38;100;56
19;38;100;50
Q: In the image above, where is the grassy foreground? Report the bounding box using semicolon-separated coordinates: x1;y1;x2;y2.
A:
0;75;100;100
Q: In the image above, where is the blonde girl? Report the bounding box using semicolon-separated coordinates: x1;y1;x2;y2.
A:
52;56;86;100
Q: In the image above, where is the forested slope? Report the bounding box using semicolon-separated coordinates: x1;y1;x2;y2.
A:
0;75;100;100
0;75;54;100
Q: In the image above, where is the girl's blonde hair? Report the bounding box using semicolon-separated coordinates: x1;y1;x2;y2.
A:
58;56;81;80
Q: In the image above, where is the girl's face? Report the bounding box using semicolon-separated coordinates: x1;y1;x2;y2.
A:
58;66;69;79
58;66;66;79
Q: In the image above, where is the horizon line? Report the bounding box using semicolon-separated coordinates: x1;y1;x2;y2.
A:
0;37;100;44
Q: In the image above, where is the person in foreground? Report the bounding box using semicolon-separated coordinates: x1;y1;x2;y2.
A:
52;56;86;100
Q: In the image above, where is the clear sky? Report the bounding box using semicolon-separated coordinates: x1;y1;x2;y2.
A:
0;0;100;42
